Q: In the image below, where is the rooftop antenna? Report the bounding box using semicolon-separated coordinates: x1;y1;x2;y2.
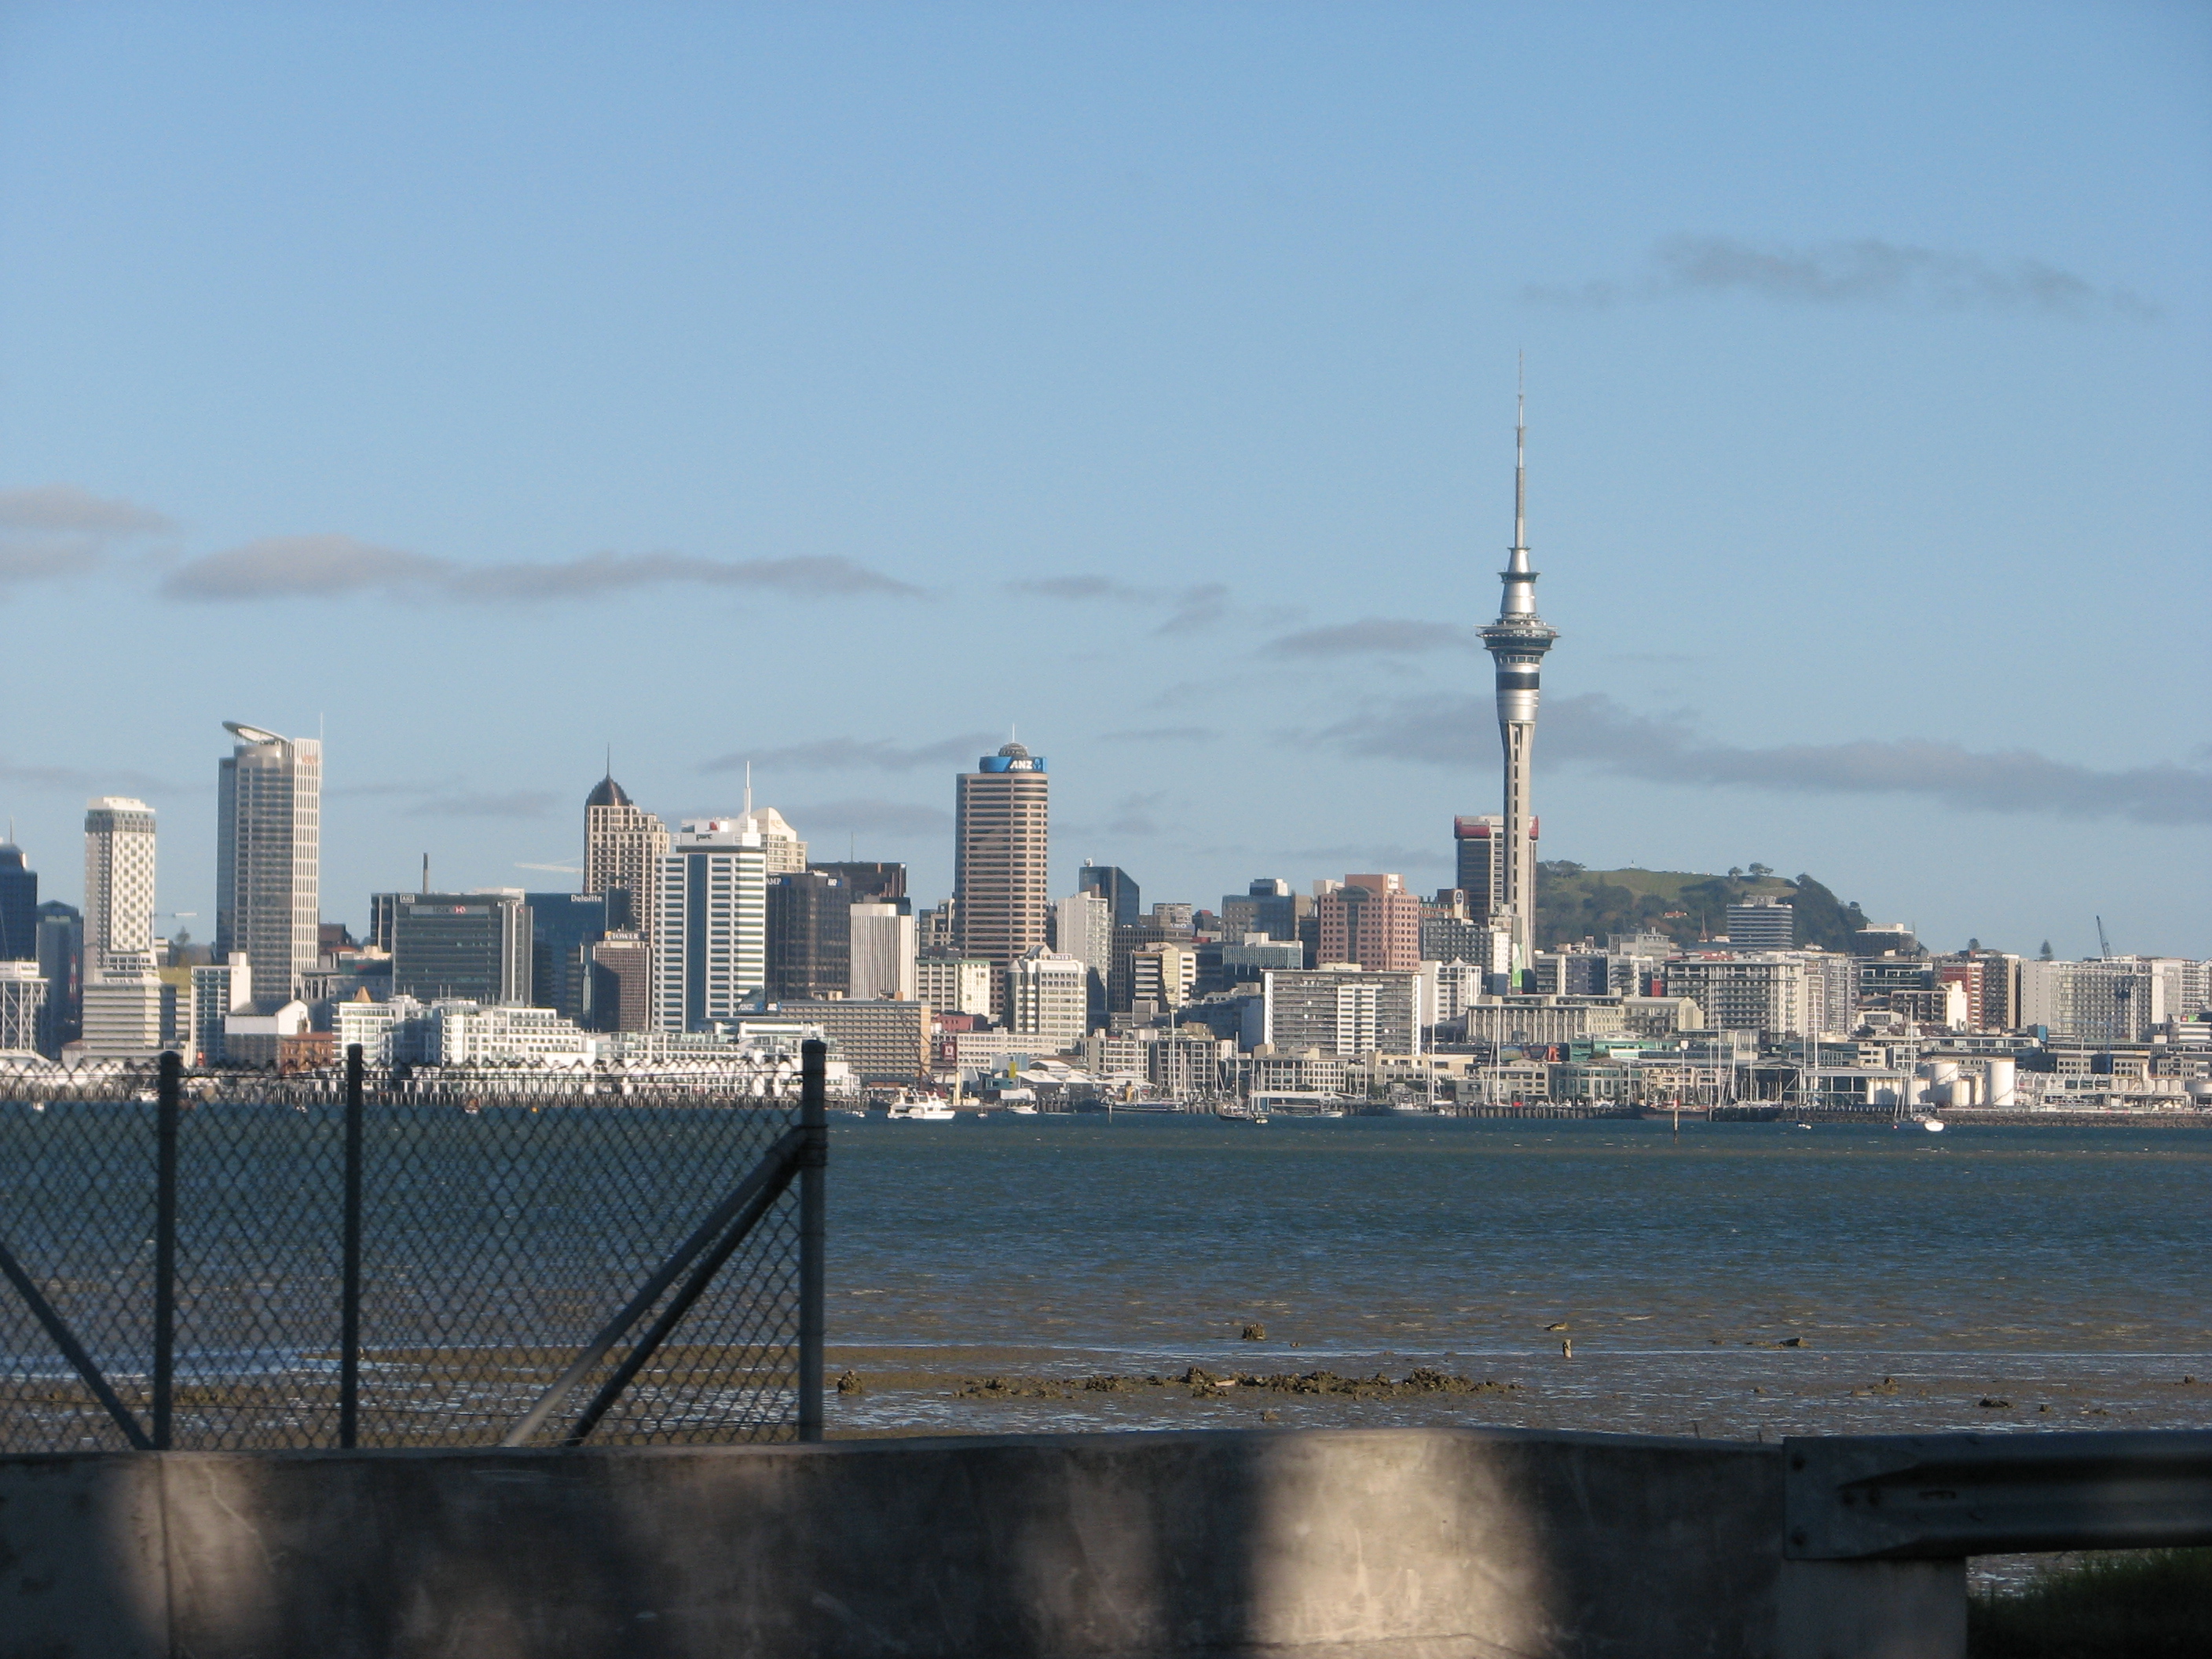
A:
421;852;430;895
605;742;612;778
744;760;753;819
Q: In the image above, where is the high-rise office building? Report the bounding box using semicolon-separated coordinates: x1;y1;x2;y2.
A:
1008;947;1088;1052
0;840;36;961
79;797;162;1056
216;723;321;1009
1219;877;1301;943
584;773;670;940
0;961;46;1052
767;870;854;1001
915;954;995;1018
1076;863;1140;926
955;742;1049;1013
1317;874;1423;972
391;892;533;1005
526;892;612;1024
848;902;917;1001
1476;373;1559;973
654;819;768;1032
1053;890;1111;1029
1723;899;1795;951
810;862;907;902
588;930;653;1032
1452;816;1505;923
734;804;807;875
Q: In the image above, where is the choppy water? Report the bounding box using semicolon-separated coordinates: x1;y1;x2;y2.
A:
820;1113;2212;1443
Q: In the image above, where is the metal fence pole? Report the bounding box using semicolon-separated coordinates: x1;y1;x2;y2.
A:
339;1043;364;1448
152;1049;181;1450
797;1038;827;1442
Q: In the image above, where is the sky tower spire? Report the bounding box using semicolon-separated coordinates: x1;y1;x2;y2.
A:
1478;358;1559;974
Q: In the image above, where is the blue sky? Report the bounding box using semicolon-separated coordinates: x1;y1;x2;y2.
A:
2;2;2206;956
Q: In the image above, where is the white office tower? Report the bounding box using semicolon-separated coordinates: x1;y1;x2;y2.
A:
1476;369;1559;976
654;820;768;1032
79;797;163;1057
217;722;322;1009
732;805;807;875
0;960;46;1052
189;954;255;1065
1723;899;1794;951
1008;947;1089;1053
849;902;917;1001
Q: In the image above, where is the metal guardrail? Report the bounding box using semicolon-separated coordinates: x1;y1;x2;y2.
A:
1784;1430;2212;1559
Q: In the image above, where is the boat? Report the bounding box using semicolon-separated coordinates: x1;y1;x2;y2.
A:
1007;1101;1038;1116
888;1097;955;1122
1922;1118;1946;1133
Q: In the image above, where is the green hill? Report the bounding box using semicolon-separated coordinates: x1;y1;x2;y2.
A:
1534;863;1870;953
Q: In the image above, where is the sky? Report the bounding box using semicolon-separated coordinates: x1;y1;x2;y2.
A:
2;2;2207;958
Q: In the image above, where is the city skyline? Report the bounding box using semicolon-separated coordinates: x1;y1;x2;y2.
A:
1;7;2205;956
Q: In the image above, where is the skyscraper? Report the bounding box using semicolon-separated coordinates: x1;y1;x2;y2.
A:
217;722;321;1009
1477;370;1558;973
654;819;767;1032
1452;816;1504;922
584;771;670;941
80;797;162;1056
1076;863;1140;926
391;892;533;1005
0;839;36;961
955;741;1049;1014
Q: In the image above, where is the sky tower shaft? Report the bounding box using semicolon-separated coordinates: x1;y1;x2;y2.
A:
1477;369;1558;973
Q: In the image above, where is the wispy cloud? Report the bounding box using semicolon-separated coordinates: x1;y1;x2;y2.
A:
1266;619;1477;658
784;797;954;837
1315;692;2212;826
705;732;1001;775
1010;573;1230;635
163;539;920;602
1097;725;1218;743
0;756;179;797
0;485;175;587
405;791;559;819
515;861;584;874
1525;235;2159;321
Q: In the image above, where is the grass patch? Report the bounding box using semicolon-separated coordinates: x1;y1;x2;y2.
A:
1969;1548;2212;1659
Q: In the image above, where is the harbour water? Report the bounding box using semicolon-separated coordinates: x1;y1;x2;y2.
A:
821;1113;2212;1443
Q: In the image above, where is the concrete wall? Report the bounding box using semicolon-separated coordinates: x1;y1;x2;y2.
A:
1;1426;1961;1659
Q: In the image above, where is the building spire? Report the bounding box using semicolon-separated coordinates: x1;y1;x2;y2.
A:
743;760;753;819
1511;349;1527;563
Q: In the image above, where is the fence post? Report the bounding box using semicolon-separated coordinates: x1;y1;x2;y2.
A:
797;1038;827;1442
152;1049;181;1450
339;1043;364;1448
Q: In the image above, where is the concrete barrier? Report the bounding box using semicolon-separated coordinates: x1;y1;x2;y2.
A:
1;1427;1960;1659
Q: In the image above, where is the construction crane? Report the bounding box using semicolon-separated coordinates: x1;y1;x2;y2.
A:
2095;916;2111;961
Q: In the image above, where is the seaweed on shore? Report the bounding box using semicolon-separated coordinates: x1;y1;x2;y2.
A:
1969;1547;2212;1659
952;1367;1525;1401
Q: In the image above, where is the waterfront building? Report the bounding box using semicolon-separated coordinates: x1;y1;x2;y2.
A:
956;742;1050;1013
391;892;533;1005
1110;911;1196;1013
1076;862;1140;926
219;1000;312;1069
654;819;768;1032
526;892;611;1025
583;773;670;942
1452;817;1505;923
588;930;652;1031
916;954;994;1019
1053;891;1112;1018
771;998;931;1082
2019;957;2191;1044
0;961;46;1052
1127;941;1196;1010
188;954;254;1065
1475;375;1559;973
1008;946;1088;1053
767;870;854;1001
1723;899;1794;951
1317;874;1422;973
1456;994;1628;1047
1934;951;2023;1033
216;722;322;1009
0;840;35;961
1259;967;1422;1058
848;901;917;1002
1662;954;1815;1038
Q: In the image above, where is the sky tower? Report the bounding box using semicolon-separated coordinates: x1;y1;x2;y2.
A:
1478;364;1558;974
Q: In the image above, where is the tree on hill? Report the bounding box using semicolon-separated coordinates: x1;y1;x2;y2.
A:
1785;875;1869;951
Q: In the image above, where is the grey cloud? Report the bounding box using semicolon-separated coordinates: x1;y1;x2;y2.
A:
1012;573;1232;635
406;791;559;819
1268;618;1477;657
163;535;447;599
0;757;179;797
1525;236;2159;321
706;732;1001;775
0;485;175;587
1097;726;1218;743
165;539;920;602
1317;691;2212;826
0;485;174;535
785;797;955;837
1104;791;1169;837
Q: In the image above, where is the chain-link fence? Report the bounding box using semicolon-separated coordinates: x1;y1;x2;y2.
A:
0;1046;826;1452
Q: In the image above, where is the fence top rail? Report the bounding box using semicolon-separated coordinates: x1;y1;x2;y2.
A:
1784;1429;2212;1560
